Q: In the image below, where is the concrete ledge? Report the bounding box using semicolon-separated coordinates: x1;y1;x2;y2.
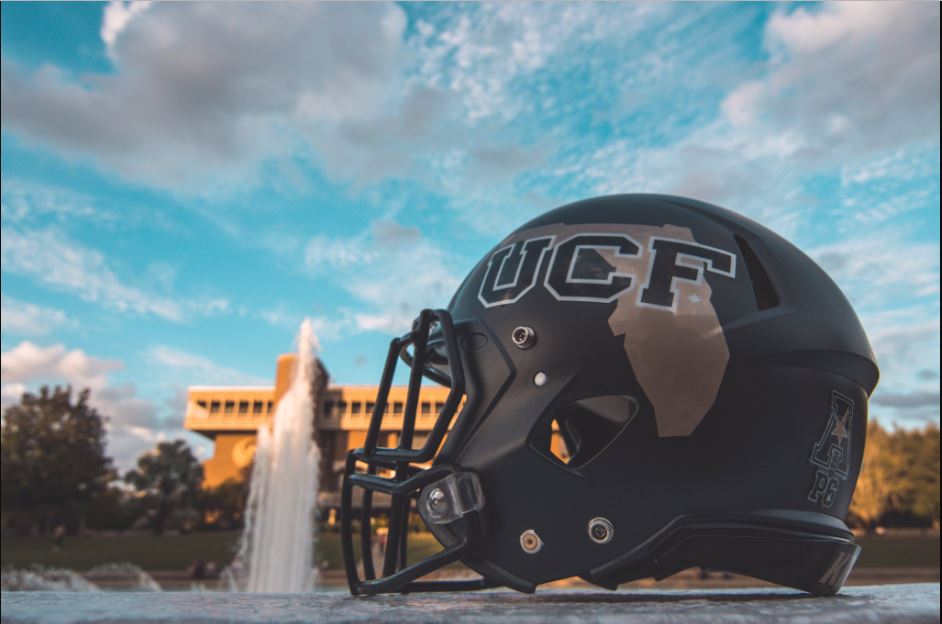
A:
2;583;939;624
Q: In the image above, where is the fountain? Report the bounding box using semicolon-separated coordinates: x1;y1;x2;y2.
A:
1;566;101;592
233;319;322;592
84;563;162;591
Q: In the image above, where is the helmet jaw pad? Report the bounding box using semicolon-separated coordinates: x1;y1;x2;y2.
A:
585;509;860;595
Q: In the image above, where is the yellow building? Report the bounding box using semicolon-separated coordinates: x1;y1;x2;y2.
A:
183;354;458;510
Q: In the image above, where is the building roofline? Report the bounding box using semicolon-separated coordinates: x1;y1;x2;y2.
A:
188;383;446;391
324;383;447;389
188;385;273;391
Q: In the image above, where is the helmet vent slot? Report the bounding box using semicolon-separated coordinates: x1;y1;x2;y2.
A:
533;395;638;468
734;234;779;311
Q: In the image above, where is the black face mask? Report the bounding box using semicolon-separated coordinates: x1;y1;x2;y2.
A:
340;308;489;595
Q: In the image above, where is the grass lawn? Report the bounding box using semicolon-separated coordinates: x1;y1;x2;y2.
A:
0;531;447;572
855;534;941;568
2;532;938;572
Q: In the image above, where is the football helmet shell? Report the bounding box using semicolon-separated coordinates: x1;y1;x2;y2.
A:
341;194;878;596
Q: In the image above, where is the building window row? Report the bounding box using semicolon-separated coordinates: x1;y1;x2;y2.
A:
196;399;274;416
321;400;446;418
194;397;453;419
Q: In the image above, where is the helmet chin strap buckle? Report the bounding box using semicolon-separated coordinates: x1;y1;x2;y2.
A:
419;472;485;525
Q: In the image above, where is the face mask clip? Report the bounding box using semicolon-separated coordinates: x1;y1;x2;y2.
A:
419;472;485;526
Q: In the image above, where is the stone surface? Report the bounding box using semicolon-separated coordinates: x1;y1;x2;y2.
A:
2;583;939;624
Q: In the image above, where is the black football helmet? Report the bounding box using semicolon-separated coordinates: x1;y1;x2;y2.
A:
341;194;878;596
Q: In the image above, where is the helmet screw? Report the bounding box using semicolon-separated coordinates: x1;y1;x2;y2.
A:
533;371;548;387
520;529;543;554
588;517;614;544
428;488;446;510
511;326;536;349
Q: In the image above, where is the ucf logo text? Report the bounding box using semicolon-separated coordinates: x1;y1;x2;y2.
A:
477;232;736;310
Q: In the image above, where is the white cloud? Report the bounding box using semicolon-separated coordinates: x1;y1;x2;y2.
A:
805;231;940;426
1;176;187;238
1;3;936;228
724;2;939;160
104;421;212;472
872;390;939;410
1;227;232;322
1;340;267;466
303;219;463;335
835;144;940;228
148;345;268;387
565;2;939;238
303;235;374;275
2;3;410;191
0;341;162;465
100;0;151;52
867;315;940;379
414;3;655;123
1;227;185;321
255;304;353;343
869;316;940;360
1;341;121;391
574;129;808;238
1;178;103;225
809;235;940;309
256;304;297;330
860;309;940;425
0;382;27;406
840;148;938;189
466;143;554;184
0;295;75;336
138;345;270;465
188;297;230;316
2;3;660;199
105;424;162;469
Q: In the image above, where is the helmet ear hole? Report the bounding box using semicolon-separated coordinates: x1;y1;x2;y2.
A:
734;234;780;311
535;395;638;468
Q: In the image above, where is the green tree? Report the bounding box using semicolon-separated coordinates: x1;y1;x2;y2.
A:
1;386;114;534
850;421;893;531
919;424;940;527
851;421;942;529
199;477;248;530
125;439;204;535
85;484;137;532
899;424;940;526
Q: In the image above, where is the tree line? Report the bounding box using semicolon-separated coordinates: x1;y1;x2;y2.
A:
850;419;940;531
1;385;939;535
1;386;243;535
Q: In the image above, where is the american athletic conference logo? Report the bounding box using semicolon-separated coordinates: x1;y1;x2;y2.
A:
807;391;855;509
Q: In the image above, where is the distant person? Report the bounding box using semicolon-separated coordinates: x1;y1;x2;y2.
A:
187;560;207;580
377;527;388;557
51;524;65;552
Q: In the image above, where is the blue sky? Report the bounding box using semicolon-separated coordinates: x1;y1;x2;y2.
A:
1;2;939;467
